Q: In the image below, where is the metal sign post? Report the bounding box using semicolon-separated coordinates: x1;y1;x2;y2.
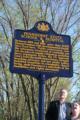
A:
10;21;73;120
38;75;45;120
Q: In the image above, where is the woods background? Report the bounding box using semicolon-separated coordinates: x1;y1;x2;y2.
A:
0;0;80;120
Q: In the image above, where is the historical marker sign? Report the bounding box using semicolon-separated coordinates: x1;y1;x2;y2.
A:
10;21;73;80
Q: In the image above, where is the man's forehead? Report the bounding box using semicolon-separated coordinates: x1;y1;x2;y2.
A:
73;102;80;106
60;89;67;93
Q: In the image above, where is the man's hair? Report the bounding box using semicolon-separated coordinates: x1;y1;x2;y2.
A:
60;88;68;93
72;101;80;105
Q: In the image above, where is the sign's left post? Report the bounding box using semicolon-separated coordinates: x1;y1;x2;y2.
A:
38;75;45;120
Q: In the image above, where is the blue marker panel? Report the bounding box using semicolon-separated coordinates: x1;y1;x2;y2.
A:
10;21;73;80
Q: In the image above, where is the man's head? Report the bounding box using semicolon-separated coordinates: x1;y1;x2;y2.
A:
71;102;80;117
59;88;68;103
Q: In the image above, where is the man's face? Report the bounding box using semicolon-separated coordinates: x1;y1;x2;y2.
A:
59;89;68;102
72;102;80;114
